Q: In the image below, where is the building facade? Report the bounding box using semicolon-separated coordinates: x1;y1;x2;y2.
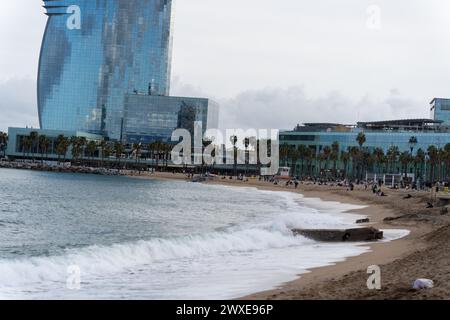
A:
280;120;450;157
38;0;174;140
6;128;104;160
279;111;450;179
430;98;450;126
123;94;219;144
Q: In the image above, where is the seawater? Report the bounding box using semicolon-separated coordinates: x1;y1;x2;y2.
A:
0;168;408;299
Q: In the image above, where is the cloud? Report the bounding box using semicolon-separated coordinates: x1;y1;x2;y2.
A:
0;78;39;132
0;76;429;136
172;77;428;130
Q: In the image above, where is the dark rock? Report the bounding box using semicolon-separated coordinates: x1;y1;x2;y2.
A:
292;227;383;242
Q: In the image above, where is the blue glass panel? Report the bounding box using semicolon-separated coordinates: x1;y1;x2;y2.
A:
38;0;174;140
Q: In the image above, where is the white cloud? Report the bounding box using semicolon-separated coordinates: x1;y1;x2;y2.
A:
0;78;39;132
172;76;428;130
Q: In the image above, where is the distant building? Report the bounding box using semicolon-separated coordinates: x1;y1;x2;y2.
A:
430;98;450;126
37;0;219;142
280;100;450;177
6;128;103;160
281;119;450;156
122;94;219;144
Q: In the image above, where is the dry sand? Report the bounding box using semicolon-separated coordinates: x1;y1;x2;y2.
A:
130;172;450;300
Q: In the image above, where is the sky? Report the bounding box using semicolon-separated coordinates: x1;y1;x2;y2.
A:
1;0;450;132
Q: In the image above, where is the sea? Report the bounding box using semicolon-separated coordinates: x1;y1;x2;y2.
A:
0;168;408;299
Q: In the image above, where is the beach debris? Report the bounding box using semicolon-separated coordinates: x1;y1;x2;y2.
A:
412;279;434;290
426;202;434;209
292;227;383;242
191;175;206;183
403;194;413;199
356;218;370;224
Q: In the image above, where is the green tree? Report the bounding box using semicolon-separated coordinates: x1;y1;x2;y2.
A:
340;150;350;179
99;141;108;167
86;141;97;163
243;137;250;175
38;135;51;163
330;141;340;176
132;142;142;164
387;146;400;173
22;136;32;159
373;148;385;174
399;151;412;178
322;146;332;173
409;136;418;155
230;135;238;177
427;145;439;182
0;132;8;157
55;135;70;164
288;145;300;177
29;131;39;162
414;148;425;180
349;146;360;179
114;141;125;168
297;144;309;178
279;143;290;167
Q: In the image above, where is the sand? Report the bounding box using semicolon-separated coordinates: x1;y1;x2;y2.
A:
130;172;450;300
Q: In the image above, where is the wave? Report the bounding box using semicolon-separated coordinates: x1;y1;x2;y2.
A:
0;223;311;287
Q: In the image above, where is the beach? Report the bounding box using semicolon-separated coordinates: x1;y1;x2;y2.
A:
131;172;450;300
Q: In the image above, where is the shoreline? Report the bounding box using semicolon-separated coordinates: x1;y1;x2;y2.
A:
130;172;449;299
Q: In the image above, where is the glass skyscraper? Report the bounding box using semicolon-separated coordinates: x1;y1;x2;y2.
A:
38;0;174;140
123;94;219;144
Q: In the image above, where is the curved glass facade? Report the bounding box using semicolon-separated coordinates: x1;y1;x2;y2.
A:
38;0;174;140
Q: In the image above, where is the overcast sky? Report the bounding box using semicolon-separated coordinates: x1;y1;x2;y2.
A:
1;0;450;132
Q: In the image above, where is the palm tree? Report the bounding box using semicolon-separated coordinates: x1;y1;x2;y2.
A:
78;137;87;165
55;135;70;164
288;145;300;177
373;148;385;174
86;141;97;164
99;141;108;167
0;131;8;157
414;148;425;180
322;146;332;172
114;141;125;167
427;145;439;182
279;143;290;167
102;142;112;167
297;144;309;178
409;136;418;155
22;136;32;159
38;135;50;163
356;133;366;179
399;151;412;178
349;146;360;179
243;137;250;175
387;146;400;173
356;132;366;149
330;141;340;176
165;142;173;169
443;144;450;180
132;142;142;164
230;135;238;177
340;150;350;179
29;131;39;162
437;148;445;181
